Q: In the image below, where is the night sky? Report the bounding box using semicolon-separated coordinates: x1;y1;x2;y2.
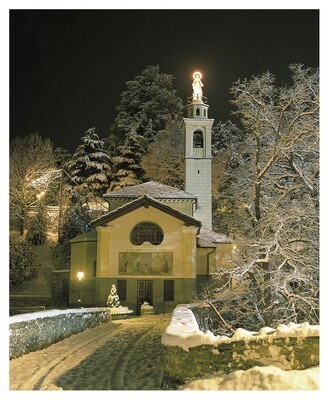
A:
10;9;319;153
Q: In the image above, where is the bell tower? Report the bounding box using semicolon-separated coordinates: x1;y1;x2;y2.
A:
183;71;214;230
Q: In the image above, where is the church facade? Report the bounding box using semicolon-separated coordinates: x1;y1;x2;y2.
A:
68;72;233;314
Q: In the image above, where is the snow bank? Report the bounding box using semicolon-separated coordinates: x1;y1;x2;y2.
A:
161;305;319;388
109;306;134;315
10;307;111;359
161;305;319;350
179;365;319;390
140;301;155;316
109;306;134;320
161;305;228;351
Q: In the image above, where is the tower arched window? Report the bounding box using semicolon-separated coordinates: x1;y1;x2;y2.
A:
130;222;164;245
196;107;200;116
193;131;204;148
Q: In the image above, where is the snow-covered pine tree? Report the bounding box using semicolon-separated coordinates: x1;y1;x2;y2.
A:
110;130;145;191
26;202;49;245
113;65;184;142
66;128;112;198
107;284;121;308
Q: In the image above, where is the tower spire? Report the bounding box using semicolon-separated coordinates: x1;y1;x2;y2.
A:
183;71;214;230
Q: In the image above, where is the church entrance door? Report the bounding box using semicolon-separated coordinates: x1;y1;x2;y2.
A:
137;280;153;315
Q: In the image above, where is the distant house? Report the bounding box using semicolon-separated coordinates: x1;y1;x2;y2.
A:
69;73;233;314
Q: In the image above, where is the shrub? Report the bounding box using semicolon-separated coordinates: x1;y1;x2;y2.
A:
26;203;49;245
10;241;40;286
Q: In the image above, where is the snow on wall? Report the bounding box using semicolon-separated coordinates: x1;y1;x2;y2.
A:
161;305;319;351
161;305;320;387
9;307;108;324
9;307;111;359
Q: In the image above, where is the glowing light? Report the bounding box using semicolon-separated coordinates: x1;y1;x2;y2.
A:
77;271;84;281
192;71;204;100
193;71;202;80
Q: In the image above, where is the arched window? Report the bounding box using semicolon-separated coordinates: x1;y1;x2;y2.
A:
196;107;200;116
130;222;164;245
193;131;204;148
203;109;207;117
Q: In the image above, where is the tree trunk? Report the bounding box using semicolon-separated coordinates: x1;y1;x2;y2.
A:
255;182;261;223
19;211;24;236
260;260;273;327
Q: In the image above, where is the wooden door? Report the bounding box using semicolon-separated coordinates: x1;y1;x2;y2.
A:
137;280;153;314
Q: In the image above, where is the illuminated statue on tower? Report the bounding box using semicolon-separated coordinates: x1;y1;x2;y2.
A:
192;71;204;101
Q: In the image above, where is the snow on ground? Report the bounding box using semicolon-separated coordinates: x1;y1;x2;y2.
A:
109;306;134;315
161;305;320;351
179;365;319;390
9;314;171;391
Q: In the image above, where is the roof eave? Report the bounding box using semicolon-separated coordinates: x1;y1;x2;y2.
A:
91;195;202;229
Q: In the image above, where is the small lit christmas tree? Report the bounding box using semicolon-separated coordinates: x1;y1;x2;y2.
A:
107;284;121;308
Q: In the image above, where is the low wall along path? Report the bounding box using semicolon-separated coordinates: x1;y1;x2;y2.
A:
161;305;320;387
10;308;111;359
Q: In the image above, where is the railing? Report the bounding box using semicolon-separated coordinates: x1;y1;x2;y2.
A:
187;96;208;104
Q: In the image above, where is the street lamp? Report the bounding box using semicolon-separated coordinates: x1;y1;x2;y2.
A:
77;270;84;308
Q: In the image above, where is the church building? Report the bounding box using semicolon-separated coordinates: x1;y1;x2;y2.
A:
69;72;233;314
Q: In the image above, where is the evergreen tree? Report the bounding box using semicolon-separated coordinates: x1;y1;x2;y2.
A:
113;65;184;141
53;147;72;168
66;128;112;198
52;204;94;269
26;202;49;245
110;131;145;191
58;205;93;244
10;241;40;286
107;284;121;308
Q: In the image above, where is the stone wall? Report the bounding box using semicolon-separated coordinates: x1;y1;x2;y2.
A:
9;308;111;359
161;305;319;388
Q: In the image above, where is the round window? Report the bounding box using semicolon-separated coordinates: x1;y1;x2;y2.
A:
130;222;164;245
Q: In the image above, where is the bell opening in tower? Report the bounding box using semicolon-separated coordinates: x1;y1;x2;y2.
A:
193;131;204;148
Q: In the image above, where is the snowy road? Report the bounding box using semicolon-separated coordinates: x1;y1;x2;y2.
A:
10;314;171;390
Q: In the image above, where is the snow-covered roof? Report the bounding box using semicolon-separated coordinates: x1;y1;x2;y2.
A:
91;195;202;228
198;228;234;244
104;181;197;200
70;229;97;243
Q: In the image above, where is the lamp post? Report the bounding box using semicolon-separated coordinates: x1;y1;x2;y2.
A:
77;270;84;308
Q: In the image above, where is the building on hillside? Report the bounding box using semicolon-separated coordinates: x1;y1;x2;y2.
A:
69;71;233;314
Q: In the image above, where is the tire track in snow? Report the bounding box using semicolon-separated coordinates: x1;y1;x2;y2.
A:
108;322;156;390
11;322;119;390
10;315;171;390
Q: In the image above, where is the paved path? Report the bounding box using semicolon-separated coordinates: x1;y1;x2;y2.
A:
10;314;171;390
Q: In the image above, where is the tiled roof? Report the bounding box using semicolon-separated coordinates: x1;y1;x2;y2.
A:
104;181;197;200
91;195;201;228
198;228;234;244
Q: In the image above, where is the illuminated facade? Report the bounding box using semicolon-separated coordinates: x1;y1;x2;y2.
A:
69;73;233;314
